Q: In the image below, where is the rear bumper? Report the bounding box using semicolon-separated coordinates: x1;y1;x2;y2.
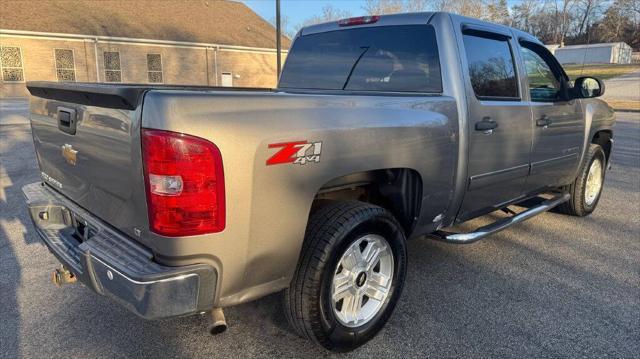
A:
22;182;216;320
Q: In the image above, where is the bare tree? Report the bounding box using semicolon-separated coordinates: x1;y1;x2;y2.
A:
432;0;486;19
485;0;511;25
576;0;604;36
294;0;639;49
511;0;541;33
363;0;429;15
294;5;352;32
405;0;430;12
364;0;509;23
554;0;577;45
269;15;294;38
364;0;404;14
595;0;638;47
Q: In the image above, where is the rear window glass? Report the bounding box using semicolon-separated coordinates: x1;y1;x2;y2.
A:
279;25;442;93
462;34;518;99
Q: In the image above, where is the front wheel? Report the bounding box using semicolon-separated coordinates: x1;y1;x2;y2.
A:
283;201;407;352
557;144;607;216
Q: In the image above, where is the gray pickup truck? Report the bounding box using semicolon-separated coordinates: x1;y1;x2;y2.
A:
23;12;614;351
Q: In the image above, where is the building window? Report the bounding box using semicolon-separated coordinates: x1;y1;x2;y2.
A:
0;46;25;82
146;54;163;83
103;51;121;82
54;49;76;82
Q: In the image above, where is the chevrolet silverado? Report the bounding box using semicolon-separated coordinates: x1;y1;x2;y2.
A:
23;12;615;351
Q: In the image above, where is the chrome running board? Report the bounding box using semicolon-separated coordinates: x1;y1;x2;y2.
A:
432;193;570;244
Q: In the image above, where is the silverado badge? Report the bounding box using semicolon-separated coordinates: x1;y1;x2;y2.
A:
61;144;78;166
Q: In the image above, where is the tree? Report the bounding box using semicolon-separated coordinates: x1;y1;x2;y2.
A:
431;0;486;19
363;0;404;14
576;0;604;36
293;0;639;50
365;0;510;24
616;0;640;48
363;0;429;15
294;5;352;32
404;0;430;12
485;0;511;25
551;0;578;45
598;5;627;41
511;0;541;34
269;15;295;39
594;0;638;47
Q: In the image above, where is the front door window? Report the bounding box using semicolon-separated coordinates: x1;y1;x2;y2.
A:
521;47;562;102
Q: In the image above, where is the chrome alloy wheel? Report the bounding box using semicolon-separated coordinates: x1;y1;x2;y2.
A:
331;234;394;328
585;157;604;206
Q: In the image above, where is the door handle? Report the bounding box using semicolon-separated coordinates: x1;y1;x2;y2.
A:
475;117;498;134
536;116;552;127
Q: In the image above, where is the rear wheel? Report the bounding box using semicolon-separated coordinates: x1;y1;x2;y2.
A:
283;201;407;352
557;144;606;216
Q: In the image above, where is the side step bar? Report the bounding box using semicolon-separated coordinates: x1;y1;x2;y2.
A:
432;193;570;244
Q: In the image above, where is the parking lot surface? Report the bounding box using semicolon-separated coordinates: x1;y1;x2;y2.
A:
1;102;638;358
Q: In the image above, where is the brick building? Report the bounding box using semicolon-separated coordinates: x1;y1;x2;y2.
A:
0;0;290;97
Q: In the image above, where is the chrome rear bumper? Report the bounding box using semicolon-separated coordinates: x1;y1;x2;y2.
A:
22;182;216;319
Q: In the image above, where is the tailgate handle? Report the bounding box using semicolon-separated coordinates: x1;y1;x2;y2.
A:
57;107;77;135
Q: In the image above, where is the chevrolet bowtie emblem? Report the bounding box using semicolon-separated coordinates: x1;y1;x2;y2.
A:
61;144;78;166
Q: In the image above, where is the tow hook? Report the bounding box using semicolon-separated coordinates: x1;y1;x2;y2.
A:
51;265;77;286
207;307;227;335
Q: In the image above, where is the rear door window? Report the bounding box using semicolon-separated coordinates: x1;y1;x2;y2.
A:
279;25;442;93
462;33;519;99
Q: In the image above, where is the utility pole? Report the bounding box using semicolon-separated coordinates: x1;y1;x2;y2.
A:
276;0;282;81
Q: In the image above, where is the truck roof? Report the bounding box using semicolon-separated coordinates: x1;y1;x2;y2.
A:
298;12;543;47
300;12;435;36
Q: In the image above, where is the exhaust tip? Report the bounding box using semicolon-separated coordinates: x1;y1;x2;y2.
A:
208;308;227;335
208;322;228;335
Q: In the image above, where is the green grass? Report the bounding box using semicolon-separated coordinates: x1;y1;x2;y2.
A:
563;63;640;80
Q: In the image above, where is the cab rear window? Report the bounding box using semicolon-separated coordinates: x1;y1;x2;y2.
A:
279;25;442;93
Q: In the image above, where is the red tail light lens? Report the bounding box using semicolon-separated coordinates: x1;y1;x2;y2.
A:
142;129;225;236
338;16;380;27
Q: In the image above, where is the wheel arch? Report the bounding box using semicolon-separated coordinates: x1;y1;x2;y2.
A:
591;129;613;163
311;168;423;236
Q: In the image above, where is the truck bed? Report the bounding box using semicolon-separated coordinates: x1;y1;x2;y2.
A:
27;82;272;110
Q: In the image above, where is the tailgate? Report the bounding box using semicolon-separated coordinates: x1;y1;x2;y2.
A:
27;82;149;239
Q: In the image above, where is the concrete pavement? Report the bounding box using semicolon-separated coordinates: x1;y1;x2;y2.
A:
0;99;29;126
603;70;640;103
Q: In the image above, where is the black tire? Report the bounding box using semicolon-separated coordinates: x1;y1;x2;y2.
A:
556;144;607;216
283;201;407;352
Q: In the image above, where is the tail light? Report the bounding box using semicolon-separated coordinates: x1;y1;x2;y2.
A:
142;129;225;236
338;16;380;27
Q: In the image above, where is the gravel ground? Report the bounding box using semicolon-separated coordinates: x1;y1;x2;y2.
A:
1;102;638;358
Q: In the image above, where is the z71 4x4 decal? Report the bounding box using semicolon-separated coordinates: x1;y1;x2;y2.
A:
267;141;322;166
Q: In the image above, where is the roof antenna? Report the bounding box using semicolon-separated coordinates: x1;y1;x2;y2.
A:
579;25;592;78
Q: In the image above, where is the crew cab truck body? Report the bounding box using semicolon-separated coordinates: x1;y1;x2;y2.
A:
23;12;614;351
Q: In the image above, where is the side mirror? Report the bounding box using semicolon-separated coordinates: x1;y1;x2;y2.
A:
574;76;605;98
